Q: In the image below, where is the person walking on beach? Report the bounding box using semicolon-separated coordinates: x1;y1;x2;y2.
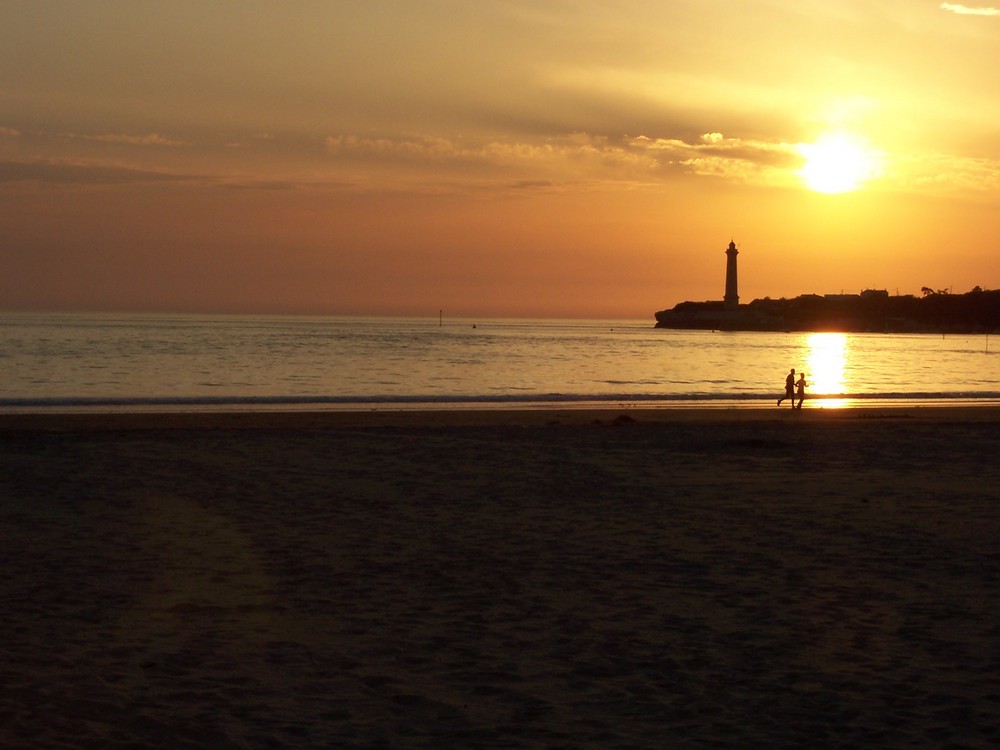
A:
795;372;807;409
777;368;795;407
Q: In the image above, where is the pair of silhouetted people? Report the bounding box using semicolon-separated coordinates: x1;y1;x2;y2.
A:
777;368;807;409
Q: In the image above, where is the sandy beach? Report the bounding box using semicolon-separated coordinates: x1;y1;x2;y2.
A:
1;406;998;748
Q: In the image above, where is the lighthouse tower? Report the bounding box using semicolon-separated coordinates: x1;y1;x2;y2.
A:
723;240;739;310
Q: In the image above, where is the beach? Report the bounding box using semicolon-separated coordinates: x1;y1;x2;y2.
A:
1;407;998;749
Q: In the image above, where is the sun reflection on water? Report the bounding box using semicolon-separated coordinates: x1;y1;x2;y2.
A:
806;333;849;408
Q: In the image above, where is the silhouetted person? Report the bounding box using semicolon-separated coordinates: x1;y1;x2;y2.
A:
777;368;795;407
795;373;807;409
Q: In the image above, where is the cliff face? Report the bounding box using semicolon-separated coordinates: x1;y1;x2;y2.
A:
654;289;1000;333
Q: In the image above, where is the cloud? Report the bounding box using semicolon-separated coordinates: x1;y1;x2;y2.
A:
323;132;667;192
0;159;352;192
325;129;997;198
509;180;554;190
66;132;189;147
940;3;1000;15
0;126;21;138
0;160;196;185
324;131;735;186
326;134;476;161
628;132;800;186
220;180;297;191
889;152;1000;194
219;179;335;191
225;133;278;149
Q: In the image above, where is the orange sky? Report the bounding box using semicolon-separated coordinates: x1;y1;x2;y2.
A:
2;1;999;318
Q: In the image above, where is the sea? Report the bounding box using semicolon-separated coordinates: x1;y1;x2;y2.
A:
1;312;998;412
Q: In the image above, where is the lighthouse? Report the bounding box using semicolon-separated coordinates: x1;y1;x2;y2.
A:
724;240;739;310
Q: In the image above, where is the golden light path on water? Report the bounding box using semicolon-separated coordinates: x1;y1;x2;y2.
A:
805;333;849;408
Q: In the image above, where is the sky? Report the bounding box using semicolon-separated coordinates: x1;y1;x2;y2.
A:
2;1;999;318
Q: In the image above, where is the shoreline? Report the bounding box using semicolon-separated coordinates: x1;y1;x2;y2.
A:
2;403;1000;431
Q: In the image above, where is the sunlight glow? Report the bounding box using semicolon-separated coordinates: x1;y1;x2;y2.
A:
806;333;849;408
798;133;879;194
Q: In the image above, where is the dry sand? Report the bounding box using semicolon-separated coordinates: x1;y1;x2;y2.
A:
1;407;998;748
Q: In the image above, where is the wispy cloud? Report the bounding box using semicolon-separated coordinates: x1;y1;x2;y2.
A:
940;3;1000;16
324;132;665;191
0;159;195;185
0;126;21;138
325;131;797;188
324;129;1000;199
326;135;481;161
889;152;1000;194
0;158;345;192
65;132;189;147
220;179;302;191
627;132;802;187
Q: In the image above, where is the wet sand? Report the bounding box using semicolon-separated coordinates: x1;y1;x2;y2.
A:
1;407;998;748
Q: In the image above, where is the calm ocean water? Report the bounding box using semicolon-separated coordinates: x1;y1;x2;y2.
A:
1;313;998;411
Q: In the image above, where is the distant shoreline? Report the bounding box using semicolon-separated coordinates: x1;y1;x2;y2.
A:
655;288;1000;333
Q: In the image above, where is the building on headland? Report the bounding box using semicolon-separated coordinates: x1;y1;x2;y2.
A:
654;241;1000;332
723;240;739;311
653;240;747;330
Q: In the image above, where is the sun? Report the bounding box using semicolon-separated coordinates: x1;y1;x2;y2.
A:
798;133;878;194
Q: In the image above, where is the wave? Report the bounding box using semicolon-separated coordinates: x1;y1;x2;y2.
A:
4;391;1000;410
